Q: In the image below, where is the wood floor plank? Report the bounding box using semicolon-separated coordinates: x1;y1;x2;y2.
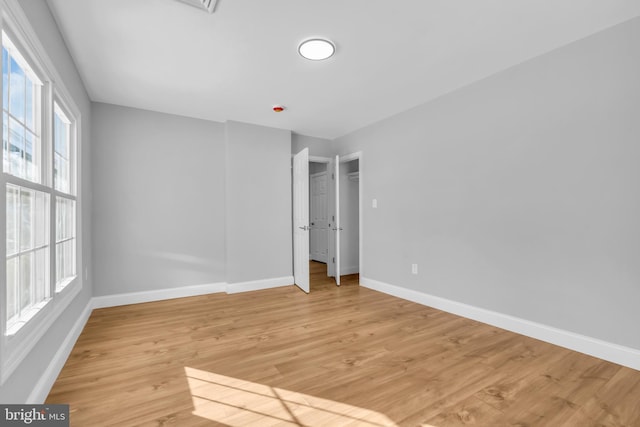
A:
47;262;640;426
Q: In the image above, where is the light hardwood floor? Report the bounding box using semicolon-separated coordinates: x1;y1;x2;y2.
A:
47;262;640;426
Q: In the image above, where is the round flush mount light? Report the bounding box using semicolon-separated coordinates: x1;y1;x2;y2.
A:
298;38;335;61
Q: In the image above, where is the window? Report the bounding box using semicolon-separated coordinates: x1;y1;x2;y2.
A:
54;102;76;291
1;3;82;384
2;36;42;183
55;197;75;291
54;104;72;194
2;30;78;334
6;185;49;334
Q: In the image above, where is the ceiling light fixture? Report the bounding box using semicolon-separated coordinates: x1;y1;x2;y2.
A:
174;0;218;14
298;38;335;61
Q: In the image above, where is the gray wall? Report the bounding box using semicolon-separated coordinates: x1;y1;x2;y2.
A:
225;121;292;283
335;17;640;349
0;0;93;402
309;162;327;175
292;133;333;158
92;103;226;295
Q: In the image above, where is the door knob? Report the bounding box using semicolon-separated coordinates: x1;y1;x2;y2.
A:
299;226;310;231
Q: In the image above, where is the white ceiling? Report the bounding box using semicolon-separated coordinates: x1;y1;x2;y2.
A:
46;0;640;139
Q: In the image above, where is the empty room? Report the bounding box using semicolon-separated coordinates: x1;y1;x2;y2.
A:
0;0;639;425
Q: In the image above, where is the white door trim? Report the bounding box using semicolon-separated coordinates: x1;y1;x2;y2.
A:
309;171;329;263
293;148;310;293
309;155;331;163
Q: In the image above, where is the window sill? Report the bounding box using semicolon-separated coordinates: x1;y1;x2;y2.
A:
56;275;77;293
1;279;82;384
5;299;52;337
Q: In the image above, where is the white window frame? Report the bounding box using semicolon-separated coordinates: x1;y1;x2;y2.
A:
53;100;76;196
0;0;83;385
52;96;77;293
5;184;51;336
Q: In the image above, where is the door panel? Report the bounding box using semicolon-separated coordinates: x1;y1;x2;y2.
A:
293;148;310;293
310;172;328;262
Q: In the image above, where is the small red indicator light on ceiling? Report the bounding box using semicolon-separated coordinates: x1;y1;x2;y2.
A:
273;105;285;112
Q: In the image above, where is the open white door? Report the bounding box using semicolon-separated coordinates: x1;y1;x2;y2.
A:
293;148;310;293
334;155;341;286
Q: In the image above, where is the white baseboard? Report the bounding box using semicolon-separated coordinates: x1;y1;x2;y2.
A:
360;277;640;371
27;301;93;403
92;282;227;309
226;276;294;294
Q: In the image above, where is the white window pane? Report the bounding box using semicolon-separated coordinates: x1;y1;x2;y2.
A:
56;239;76;290
25;130;36;181
20;252;32;310
62;198;69;239
54;114;61;152
65;239;74;278
55;242;62;285
2;47;8;111
54;113;68;158
55;197;61;241
34;247;49;302
6;257;18;322
54;104;73;194
56;196;76;290
60;159;69;193
54;154;71;194
6;185;18;255
67;198;74;239
56;197;76;241
25;79;34;130
3;42;42;183
68;200;75;238
20;189;33;251
9;56;25;123
34;191;49;247
2;111;7;172
54;153;61;191
7;184;51;327
9;117;24;177
8;186;50;248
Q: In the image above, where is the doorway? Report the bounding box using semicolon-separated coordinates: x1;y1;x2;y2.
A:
292;151;363;292
309;162;328;263
327;152;362;287
338;158;359;277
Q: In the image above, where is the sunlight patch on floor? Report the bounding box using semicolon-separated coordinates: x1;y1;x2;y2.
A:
184;366;398;426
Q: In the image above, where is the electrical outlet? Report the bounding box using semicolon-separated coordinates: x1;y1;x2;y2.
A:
411;264;418;275
372;199;378;208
